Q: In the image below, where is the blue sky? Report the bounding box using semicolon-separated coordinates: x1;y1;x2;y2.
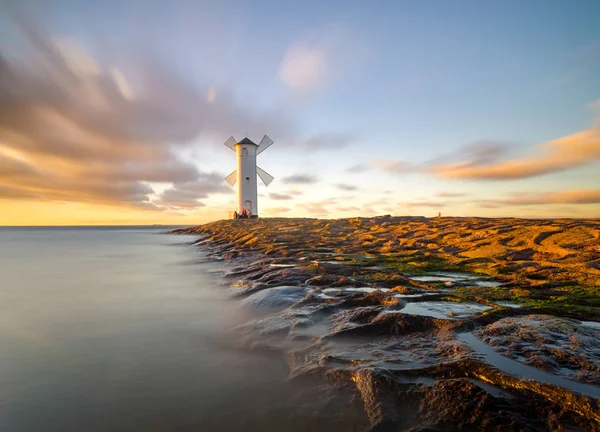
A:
1;0;599;224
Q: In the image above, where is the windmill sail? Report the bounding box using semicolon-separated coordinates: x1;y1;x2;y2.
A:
223;136;237;152
257;135;274;155
257;166;274;186
225;170;237;186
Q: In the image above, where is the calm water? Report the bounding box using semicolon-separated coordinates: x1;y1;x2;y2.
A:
0;227;361;431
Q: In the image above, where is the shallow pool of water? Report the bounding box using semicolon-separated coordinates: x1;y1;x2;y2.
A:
397;301;491;319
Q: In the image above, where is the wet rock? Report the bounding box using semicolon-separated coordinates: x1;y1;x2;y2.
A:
321;332;468;370
389;285;411;293
305;274;357;287
353;369;400;431
414;378;544;431
238;303;333;342
176;217;600;429
330;307;384;332
405;358;600;430
337;291;400;308
476;315;600;384
241;286;308;311
328;312;444;338
252;267;314;287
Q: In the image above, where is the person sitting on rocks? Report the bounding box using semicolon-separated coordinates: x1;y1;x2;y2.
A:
241;208;247;218
233;210;238;219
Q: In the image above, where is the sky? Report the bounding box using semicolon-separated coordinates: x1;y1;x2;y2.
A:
1;0;599;225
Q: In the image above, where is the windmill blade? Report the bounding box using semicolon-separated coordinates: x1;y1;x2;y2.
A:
256;135;274;155
224;170;237;187
257;166;274;186
223;136;237;152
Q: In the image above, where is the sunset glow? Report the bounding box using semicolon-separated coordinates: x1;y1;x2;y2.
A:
1;1;599;225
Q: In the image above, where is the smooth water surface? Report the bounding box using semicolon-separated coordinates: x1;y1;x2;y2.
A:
0;227;358;431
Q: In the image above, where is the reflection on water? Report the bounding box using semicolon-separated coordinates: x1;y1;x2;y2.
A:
0;227;365;431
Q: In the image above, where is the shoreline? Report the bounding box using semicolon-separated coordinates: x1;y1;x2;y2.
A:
174;216;599;313
174;216;600;430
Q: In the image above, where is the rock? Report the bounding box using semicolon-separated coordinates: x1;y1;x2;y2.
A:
241;286;308;310
328;312;443;338
414;378;544;430
389;286;410;293
475;314;600;384
353;369;400;431
305;274;356;287
502;248;536;261
330;306;383;332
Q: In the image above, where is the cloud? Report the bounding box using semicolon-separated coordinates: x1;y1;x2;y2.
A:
0;6;289;210
295;132;359;150
399;200;447;208
278;25;357;95
365;198;388;206
336;184;358;191
479;189;600;207
346;163;370;173
426;140;510;167
279;43;328;92
369;129;600;182
263;206;291;214
0;184;41;200
282;174;318;184
430;129;600;180
298;197;338;215
155;173;231;209
370;160;415;174
269;192;293;201
366;142;509;177
336;206;360;212
436;191;467;198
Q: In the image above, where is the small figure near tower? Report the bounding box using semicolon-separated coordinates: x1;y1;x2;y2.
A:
224;135;274;218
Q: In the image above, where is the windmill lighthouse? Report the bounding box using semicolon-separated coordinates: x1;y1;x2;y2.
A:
224;135;274;217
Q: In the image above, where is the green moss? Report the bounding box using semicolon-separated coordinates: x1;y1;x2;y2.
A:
371;253;472;275
454;286;512;301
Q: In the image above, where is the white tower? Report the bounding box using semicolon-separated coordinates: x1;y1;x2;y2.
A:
224;135;274;217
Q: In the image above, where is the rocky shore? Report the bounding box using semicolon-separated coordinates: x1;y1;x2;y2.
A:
173;216;600;431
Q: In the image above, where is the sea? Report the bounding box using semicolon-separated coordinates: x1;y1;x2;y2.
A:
0;227;361;432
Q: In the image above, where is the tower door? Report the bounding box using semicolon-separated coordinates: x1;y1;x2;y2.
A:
244;200;252;213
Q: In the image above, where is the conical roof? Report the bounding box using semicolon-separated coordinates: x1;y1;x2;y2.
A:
236;137;258;146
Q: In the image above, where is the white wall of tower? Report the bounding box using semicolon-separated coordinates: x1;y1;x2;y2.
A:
235;144;258;215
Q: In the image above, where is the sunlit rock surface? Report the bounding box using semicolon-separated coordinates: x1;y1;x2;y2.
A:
174;216;600;431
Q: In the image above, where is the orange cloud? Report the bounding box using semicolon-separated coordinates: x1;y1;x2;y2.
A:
479;189;600;207
431;128;600;180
